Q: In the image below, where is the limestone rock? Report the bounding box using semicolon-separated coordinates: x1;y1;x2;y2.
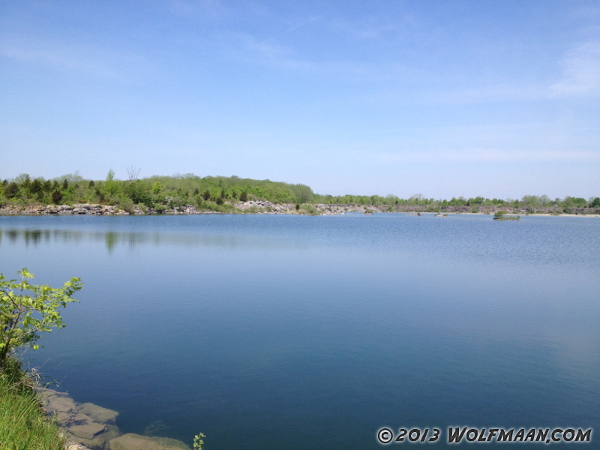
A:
64;424;120;450
69;420;106;440
109;433;190;450
47;396;77;414
79;402;119;423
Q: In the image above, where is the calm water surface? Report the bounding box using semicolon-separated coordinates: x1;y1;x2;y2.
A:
1;214;598;449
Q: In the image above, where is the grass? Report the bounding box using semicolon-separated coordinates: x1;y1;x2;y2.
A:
0;359;66;450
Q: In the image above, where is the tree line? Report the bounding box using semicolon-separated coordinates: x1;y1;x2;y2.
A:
1;171;598;212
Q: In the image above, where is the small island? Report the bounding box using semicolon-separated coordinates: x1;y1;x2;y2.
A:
493;211;520;221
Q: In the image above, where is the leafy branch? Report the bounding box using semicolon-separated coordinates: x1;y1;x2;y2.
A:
0;268;83;368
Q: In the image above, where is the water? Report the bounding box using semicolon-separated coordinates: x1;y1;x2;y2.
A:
1;214;598;449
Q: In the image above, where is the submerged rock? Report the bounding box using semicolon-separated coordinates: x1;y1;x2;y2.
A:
109;433;190;450
47;396;77;414
44;393;193;450
44;394;120;450
68;420;106;440
79;402;119;423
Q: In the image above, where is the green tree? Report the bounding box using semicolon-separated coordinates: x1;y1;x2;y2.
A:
0;269;83;368
152;182;162;195
4;182;19;199
124;180;153;206
104;169;119;196
30;179;43;194
52;190;63;204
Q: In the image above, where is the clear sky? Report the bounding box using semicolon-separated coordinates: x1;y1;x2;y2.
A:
1;0;599;199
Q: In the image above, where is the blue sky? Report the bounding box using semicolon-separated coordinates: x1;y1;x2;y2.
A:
1;0;599;199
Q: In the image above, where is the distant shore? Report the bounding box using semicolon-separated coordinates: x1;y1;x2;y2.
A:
1;201;598;217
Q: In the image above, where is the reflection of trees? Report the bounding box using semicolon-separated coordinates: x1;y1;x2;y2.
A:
105;232;117;254
4;229;52;246
0;228;303;253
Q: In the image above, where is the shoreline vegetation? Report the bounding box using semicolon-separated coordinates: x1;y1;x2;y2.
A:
493;211;520;221
0;172;599;217
0;267;197;450
0;357;66;450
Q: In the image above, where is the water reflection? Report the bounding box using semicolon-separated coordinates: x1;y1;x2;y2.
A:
0;228;306;253
2;229;52;246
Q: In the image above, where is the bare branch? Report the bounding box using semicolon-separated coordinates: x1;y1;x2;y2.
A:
126;166;141;181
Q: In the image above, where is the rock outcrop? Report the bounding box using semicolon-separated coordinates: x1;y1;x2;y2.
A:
0;204;130;215
3;202;598;217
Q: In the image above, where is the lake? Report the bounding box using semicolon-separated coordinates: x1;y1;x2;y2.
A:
1;213;598;449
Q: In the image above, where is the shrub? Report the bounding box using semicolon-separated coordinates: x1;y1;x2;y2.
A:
121;199;135;214
300;204;317;215
202;201;220;212
0;268;82;367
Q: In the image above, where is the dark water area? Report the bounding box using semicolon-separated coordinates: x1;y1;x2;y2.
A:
1;214;598;449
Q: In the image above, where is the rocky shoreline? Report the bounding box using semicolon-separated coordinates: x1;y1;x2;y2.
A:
0;201;361;216
1;201;599;216
44;393;190;450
